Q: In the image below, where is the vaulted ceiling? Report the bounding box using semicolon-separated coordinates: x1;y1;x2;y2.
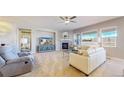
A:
0;16;120;31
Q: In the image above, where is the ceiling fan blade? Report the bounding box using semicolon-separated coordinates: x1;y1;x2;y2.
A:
59;17;65;20
70;16;77;19
70;21;76;23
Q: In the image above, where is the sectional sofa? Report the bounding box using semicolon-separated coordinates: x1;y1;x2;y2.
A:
69;46;106;75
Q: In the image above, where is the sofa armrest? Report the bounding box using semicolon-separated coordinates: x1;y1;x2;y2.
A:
7;56;32;64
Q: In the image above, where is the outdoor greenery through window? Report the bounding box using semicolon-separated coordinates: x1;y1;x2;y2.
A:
101;27;117;47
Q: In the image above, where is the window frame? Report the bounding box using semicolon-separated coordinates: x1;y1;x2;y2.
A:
100;26;118;48
81;29;99;43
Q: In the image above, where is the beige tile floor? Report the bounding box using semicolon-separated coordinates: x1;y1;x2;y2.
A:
21;51;124;77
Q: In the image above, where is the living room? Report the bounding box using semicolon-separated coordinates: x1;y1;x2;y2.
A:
1;0;124;93
0;16;124;77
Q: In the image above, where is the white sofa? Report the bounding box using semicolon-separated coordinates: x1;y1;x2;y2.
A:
69;47;106;75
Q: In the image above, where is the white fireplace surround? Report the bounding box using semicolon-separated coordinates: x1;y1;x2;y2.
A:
60;39;73;50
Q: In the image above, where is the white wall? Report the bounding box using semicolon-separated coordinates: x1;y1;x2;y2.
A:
0;22;61;53
0;24;19;51
60;31;74;40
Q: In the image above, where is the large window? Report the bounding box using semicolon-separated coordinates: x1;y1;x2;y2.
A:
81;31;98;42
101;27;117;47
73;27;118;47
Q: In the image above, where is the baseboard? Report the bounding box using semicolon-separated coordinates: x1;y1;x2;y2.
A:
108;56;124;62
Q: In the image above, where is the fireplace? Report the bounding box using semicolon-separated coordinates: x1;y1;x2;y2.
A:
62;43;69;49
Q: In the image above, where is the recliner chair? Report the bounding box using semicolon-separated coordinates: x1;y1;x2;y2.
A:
0;46;34;77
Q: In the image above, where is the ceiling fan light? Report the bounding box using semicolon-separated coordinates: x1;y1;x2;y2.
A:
65;20;70;24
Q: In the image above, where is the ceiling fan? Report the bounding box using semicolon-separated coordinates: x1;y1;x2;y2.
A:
59;16;77;24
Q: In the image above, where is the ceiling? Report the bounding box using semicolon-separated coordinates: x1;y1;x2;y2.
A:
0;16;120;31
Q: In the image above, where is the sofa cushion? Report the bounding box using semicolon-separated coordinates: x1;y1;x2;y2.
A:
0;46;19;61
7;56;31;64
0;56;6;68
0;46;13;54
81;48;95;56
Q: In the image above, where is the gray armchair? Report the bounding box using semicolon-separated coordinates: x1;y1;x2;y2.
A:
0;46;34;77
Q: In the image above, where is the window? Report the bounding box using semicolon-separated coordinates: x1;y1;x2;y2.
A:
81;31;98;42
74;33;81;45
101;27;117;47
